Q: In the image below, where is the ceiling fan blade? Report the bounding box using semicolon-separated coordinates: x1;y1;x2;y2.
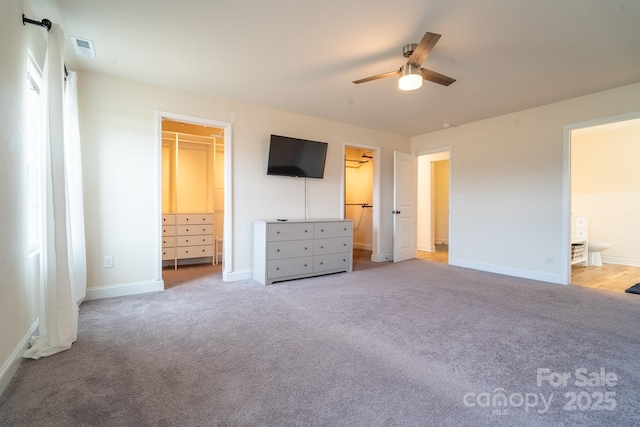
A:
421;68;456;86
353;69;401;84
408;32;441;67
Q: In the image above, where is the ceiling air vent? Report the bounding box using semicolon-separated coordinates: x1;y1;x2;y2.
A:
70;36;96;58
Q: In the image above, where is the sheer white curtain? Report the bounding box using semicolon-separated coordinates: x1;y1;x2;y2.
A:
24;24;86;360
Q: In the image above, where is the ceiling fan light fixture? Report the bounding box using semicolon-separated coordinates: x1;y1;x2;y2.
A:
399;64;422;91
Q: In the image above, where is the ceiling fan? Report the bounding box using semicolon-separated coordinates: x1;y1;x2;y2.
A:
353;31;456;91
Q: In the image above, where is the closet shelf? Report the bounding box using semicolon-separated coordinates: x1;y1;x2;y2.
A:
345;203;373;208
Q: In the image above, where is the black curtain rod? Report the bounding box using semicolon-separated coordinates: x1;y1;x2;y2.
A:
22;14;52;31
22;14;68;78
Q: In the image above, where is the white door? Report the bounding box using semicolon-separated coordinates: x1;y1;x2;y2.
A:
393;151;418;262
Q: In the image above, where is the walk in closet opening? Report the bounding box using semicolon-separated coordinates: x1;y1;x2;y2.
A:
345;146;374;255
161;119;225;286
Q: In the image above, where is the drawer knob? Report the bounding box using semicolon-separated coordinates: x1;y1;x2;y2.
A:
185;250;189;253
304;264;307;267
320;246;324;249
277;249;280;252
304;247;308;250
277;231;280;234
320;262;324;265
320;229;324;232
276;267;280;270
186;228;189;232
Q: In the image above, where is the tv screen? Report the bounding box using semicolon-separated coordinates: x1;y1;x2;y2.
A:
267;135;328;178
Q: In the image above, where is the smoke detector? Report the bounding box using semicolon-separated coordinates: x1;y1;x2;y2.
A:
70;36;96;58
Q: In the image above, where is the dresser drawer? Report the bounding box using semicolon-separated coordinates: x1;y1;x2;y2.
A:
162;236;175;247
162;247;175;260
177;234;213;247
177;224;213;236
162;214;176;225
177;213;213;225
162;225;175;236
268;257;314;279
573;229;587;240
313;222;352;239
268;240;314;260
574;216;587;228
268;223;313;241
314;253;351;272
314;237;352;255
177;245;213;259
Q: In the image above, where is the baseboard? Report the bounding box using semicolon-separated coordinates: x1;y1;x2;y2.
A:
85;279;164;301
371;253;393;262
0;319;38;397
449;258;565;285
223;269;253;282
602;255;640;267
417;244;435;252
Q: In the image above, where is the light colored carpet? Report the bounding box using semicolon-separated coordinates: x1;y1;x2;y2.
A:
1;254;639;426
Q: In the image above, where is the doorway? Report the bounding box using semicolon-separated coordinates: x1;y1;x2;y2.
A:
158;112;232;288
567;114;640;292
343;143;380;266
417;150;451;263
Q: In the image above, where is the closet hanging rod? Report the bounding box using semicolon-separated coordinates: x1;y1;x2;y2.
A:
162;130;219;140
345;203;373;208
22;14;52;31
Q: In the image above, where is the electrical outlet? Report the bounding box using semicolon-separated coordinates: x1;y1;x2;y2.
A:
104;256;114;268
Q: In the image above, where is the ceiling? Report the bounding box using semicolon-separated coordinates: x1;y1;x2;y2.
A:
28;0;640;136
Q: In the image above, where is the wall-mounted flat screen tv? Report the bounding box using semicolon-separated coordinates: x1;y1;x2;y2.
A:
267;134;328;178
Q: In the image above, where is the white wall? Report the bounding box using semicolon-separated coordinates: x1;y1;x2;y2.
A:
77;72;410;292
0;0;43;395
412;82;640;284
572;121;640;265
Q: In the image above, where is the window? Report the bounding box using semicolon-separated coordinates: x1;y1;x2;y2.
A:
27;56;42;253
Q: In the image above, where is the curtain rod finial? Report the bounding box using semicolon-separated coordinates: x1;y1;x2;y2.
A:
22;14;52;31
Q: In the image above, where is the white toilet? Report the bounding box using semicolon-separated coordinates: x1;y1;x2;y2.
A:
588;242;610;267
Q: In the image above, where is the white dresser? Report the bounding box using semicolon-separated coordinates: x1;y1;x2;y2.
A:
163;212;214;269
253;219;353;285
571;216;588;266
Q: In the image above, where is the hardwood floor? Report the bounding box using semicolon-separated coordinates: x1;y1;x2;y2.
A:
416;250;449;264
418;250;640;294
571;263;640;293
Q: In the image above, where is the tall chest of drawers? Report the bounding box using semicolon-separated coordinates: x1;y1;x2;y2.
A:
162;212;214;269
571;216;588;266
253;220;353;285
